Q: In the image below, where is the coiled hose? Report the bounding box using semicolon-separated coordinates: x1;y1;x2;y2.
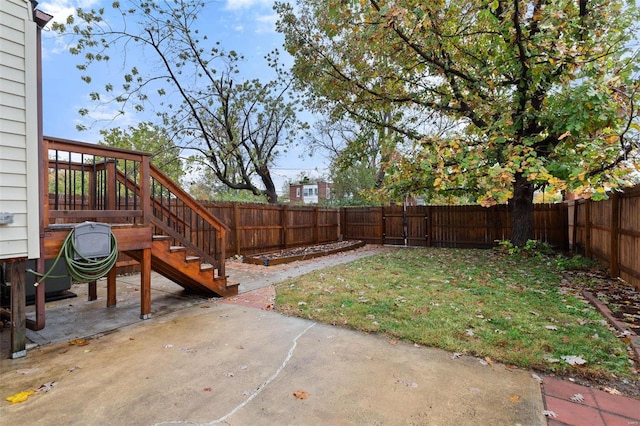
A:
30;228;118;285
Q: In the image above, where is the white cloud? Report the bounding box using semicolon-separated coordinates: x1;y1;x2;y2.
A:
255;13;277;34
225;0;274;11
38;0;99;21
38;0;101;55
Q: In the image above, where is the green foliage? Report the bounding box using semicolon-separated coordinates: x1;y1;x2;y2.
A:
276;0;640;243
99;122;184;184
495;239;554;257
554;255;599;272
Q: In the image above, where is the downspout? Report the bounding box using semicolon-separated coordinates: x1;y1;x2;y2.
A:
30;3;53;331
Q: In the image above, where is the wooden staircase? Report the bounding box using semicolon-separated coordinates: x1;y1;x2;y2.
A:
126;235;238;297
43;137;238;299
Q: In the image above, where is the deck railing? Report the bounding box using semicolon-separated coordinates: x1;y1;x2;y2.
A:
44;136;227;278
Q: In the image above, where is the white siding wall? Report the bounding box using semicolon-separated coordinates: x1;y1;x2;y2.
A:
0;0;40;260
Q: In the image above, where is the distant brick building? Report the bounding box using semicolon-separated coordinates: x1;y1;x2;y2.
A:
289;181;333;204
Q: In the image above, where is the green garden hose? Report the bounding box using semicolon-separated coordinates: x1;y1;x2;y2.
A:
29;228;118;285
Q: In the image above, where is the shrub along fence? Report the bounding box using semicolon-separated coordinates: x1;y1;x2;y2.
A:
567;184;640;290
340;204;569;250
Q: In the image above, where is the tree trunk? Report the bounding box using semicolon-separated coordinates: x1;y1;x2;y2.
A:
510;173;535;246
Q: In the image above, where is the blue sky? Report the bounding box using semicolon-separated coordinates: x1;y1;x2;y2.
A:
38;0;328;192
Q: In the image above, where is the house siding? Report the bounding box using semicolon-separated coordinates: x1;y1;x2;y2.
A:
0;0;40;260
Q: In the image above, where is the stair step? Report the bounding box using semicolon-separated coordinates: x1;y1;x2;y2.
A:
185;256;200;263
170;246;186;252
153;235;171;241
200;263;214;271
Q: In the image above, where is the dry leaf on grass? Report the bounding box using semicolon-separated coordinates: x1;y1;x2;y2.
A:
561;355;587;365
293;390;309;399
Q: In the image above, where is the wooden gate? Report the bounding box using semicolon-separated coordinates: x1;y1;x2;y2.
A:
382;206;429;246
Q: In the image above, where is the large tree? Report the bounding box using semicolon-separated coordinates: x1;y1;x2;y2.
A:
53;0;307;203
276;0;640;245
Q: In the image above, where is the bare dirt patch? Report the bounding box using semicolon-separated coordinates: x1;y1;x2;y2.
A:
243;240;365;266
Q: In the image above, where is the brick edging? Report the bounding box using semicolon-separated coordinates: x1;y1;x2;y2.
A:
582;290;640;363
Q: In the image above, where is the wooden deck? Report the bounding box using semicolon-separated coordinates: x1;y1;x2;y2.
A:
8;136;235;358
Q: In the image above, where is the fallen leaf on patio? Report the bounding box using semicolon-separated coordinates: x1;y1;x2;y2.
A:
570;393;584;402
68;366;80;373
509;394;520;403
200;305;210;309
561;355;587;365
263;304;273;311
68;339;89;346
604;387;621;395
203;387;212;392
236;345;245;350
293;390;309;399
224;372;234;377
451;352;462;359
6;390;35;404
163;344;174;349
542;410;558;418
35;382;58;393
389;339;398;345
484;356;494;366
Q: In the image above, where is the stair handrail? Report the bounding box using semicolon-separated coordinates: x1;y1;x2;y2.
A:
148;164;229;278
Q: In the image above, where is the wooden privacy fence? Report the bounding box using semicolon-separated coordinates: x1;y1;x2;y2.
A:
200;202;340;256
567;185;640;290
341;204;569;250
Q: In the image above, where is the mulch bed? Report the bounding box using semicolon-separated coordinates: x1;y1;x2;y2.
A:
243;240;365;266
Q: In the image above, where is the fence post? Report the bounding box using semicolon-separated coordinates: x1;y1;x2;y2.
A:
381;206;386;245
283;204;289;248
426;206;432;247
314;207;320;244
571;200;578;253
233;202;241;256
610;192;620;278
584;199;592;258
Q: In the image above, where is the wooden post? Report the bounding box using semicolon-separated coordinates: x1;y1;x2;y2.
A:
141;156;151;226
233;202;241;256
381;207;386;245
282;205;289;248
140;248;151;319
426;206;432;247
610;193;620;278
572;201;579;253
88;280;97;301
314;207;320;244
106;267;117;307
9;258;27;358
585;199;592;258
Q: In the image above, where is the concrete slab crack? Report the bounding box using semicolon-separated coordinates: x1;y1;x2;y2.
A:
154;322;316;426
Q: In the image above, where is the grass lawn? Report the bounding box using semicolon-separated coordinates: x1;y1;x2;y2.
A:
275;247;638;384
